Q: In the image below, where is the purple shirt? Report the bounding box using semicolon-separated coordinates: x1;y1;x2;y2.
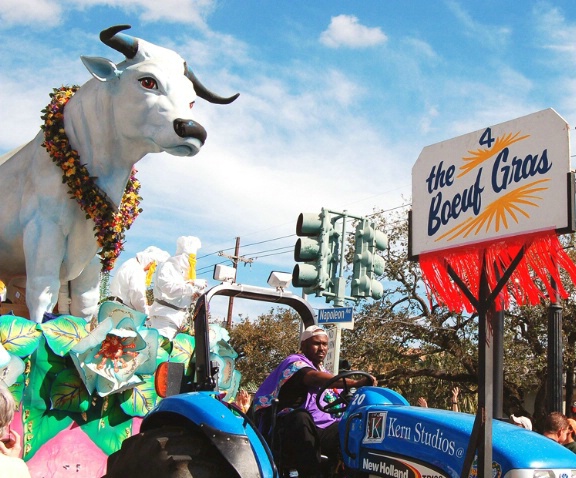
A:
254;353;339;429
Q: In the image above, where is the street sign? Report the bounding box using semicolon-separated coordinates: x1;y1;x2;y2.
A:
318;307;354;374
317;306;353;324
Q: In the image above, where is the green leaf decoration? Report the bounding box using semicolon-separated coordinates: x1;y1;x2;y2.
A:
156;336;170;366
170;333;195;376
0;315;42;357
50;368;91;413
22;338;75;460
30;337;68;389
41;315;90;356
80;394;133;456
119;374;158;417
8;359;27;406
22;400;75;461
159;336;172;355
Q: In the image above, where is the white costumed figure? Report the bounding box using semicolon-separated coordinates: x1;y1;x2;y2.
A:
148;236;208;339
109;246;170;314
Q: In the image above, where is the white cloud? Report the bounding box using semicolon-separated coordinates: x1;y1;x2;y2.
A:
0;0;214;29
534;4;576;64
319;14;387;49
86;0;213;28
445;0;511;48
403;37;438;60
0;0;62;27
419;105;439;135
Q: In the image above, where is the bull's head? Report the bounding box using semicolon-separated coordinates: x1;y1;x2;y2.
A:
80;25;239;157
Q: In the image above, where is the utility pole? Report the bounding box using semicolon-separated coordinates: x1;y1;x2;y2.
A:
218;237;253;328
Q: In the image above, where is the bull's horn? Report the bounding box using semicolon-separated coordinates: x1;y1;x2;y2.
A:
100;25;139;59
185;65;239;105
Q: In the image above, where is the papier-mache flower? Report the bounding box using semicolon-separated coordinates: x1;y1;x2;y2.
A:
208;324;240;400
70;301;158;397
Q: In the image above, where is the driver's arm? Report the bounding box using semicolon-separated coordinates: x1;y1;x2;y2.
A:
302;370;376;388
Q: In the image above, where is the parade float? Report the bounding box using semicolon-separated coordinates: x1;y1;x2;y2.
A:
0;303;241;476
0;24;239;477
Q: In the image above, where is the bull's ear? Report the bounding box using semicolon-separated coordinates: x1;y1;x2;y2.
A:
80;56;120;82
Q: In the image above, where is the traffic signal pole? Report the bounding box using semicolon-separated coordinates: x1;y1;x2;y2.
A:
292;209;388;374
331;211;348;374
333;211;348;308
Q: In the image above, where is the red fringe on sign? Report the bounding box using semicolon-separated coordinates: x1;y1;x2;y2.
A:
419;231;576;314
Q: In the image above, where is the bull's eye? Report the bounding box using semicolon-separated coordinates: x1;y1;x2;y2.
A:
190;101;195;109
139;77;158;90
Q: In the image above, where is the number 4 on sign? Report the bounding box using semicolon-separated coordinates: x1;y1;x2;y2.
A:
479;127;494;148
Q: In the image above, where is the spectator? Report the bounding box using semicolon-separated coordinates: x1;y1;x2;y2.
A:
233;389;251;414
542;411;570;444
148;236;208;340
564;418;576;453
109;246;169;314
417;387;460;412
450;387;460;412
0;385;31;477
510;414;533;431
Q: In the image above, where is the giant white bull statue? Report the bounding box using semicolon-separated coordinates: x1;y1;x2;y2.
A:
0;25;238;323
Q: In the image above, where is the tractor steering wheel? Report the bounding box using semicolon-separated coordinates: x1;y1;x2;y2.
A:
316;370;374;415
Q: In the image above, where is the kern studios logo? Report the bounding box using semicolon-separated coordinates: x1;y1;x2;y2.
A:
364;411;387;444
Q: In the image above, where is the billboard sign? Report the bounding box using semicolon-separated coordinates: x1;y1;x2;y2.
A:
411;108;572;257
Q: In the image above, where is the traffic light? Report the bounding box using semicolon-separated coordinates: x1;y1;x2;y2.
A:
351;219;387;299
292;209;337;294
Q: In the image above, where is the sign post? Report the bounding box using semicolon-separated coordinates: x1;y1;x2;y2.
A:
410;108;575;478
318;306;354;374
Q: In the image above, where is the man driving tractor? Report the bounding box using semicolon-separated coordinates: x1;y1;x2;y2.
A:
253;325;376;477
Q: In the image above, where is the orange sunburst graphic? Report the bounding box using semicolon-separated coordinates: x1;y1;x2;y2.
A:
435;178;549;242
458;131;530;178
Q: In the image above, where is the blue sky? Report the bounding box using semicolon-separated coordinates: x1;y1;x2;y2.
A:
2;0;576;321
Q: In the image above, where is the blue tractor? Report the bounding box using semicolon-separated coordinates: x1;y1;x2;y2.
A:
104;283;576;478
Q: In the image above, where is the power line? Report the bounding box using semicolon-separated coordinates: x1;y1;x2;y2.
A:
246;249;294;260
243;245;294;259
241;234;296;249
195;203;412;274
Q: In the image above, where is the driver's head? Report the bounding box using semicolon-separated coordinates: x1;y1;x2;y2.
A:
300;325;329;367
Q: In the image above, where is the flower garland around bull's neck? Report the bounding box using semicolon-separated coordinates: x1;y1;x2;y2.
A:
41;86;142;272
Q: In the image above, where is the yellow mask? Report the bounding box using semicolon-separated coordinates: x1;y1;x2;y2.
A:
187;254;197;281
145;261;157;287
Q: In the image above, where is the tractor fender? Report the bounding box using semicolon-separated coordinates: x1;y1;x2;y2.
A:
142;392;276;478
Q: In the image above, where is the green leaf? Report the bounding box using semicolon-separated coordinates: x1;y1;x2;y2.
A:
170;333;195;376
0;316;42;357
119;374;159;417
22;401;75;461
41;315;90;356
30;337;68;385
24;337;70;415
80;394;133;455
159;336;172;355
22;338;75;460
156;336;170;366
50;368;91;413
8;358;27;406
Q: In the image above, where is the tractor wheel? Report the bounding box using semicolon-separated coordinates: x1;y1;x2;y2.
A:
103;425;238;478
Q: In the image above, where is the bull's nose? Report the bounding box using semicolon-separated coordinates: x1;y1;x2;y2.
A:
173;119;207;144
